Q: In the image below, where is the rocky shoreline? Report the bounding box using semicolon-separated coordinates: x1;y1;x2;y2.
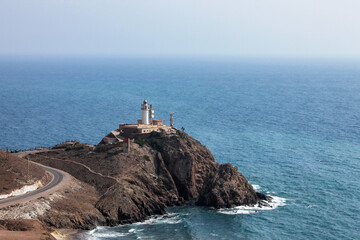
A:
1;130;272;233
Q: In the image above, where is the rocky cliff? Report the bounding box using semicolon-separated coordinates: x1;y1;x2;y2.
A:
26;130;267;229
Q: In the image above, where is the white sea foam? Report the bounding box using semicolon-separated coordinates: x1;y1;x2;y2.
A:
218;187;287;215
91;232;130;238
87;214;182;239
0;181;42;199
84;226;131;240
210;233;219;237
85;230;130;240
133;213;182;226
251;184;261;190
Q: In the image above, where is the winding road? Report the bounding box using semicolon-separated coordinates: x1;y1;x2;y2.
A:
0;163;68;209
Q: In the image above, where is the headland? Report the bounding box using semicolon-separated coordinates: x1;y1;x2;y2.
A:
0;100;272;238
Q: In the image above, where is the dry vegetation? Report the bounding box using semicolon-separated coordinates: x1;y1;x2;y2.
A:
0;150;47;195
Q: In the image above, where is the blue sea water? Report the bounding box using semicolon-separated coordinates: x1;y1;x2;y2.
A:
0;57;359;239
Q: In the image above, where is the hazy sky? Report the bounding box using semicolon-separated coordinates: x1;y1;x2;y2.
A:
1;0;360;58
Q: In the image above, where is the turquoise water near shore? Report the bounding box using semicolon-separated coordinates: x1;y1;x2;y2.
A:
0;58;359;239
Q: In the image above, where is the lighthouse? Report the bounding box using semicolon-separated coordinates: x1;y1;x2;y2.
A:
141;100;150;125
116;100;174;140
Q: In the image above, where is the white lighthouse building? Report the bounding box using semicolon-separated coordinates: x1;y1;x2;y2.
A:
117;100;174;138
141;100;150;125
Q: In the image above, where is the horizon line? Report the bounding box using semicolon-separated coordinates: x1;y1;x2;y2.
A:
1;54;360;62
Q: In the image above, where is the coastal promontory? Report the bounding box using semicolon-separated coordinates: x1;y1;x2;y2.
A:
0;101;271;232
21;129;267;229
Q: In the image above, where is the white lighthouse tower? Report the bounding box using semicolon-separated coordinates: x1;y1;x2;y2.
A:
141;100;150;125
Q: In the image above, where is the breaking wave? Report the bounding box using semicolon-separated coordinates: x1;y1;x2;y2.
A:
82;214;183;240
132;213;182;225
83;227;131;240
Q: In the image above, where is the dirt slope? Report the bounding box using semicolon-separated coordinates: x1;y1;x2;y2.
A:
0;150;49;195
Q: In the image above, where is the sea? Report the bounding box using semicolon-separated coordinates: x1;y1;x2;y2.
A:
0;57;359;239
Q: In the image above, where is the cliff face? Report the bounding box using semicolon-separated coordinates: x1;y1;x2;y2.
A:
197;163;257;208
27;130;261;228
148;131;258;208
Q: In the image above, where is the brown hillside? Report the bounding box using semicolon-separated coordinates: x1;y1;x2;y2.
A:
0;219;55;240
0;150;47;195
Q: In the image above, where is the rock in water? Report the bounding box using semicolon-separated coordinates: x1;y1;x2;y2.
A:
196;163;257;208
